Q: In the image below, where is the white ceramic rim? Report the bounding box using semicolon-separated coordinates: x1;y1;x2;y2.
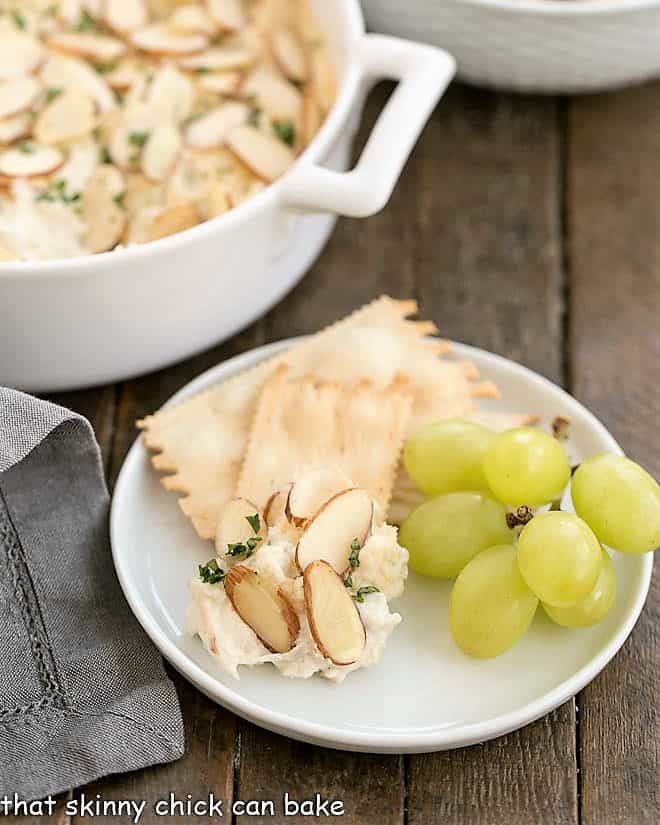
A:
0;2;365;279
451;0;660;15
111;338;653;752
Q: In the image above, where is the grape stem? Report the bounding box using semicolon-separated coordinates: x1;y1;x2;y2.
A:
506;505;534;529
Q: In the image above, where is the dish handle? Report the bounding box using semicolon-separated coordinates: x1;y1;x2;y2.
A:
278;34;455;218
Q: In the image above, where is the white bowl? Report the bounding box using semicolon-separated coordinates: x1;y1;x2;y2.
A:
0;2;455;393
111;339;652;753
362;0;660;93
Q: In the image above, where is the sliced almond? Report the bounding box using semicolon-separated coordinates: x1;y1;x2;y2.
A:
57;0;84;25
34;90;96;145
146;64;194;124
0;113;32;145
198;70;241;96
264;484;292;528
58;137;100;194
131;23;208;55
0;77;42;120
48;32;127;64
83;0;104;14
286;468;353;528
301;91;321;147
226;124;294;182
0;33;44;80
215;497;266;555
200;183;232;219
310;49;335;113
303;560;366;666
104;0;148;33
141;123;181;182
271;27;307;83
206;0;245;32
225;565;299;654
179;44;254;72
148;202;199;241
169;4;218;35
40;54;117;113
185;101;249;150
108;125;141;170
82;163;127;252
296;488;373;574
0;241;18;262
241;65;301;120
0;145;64;178
105;62;144;92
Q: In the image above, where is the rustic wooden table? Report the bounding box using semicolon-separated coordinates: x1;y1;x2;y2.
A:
25;83;659;824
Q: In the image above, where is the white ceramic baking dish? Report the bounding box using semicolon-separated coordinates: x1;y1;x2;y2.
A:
362;0;660;93
0;0;455;393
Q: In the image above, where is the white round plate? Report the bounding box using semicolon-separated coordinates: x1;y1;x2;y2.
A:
111;339;653;753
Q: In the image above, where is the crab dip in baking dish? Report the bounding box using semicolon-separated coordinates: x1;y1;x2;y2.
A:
0;0;335;261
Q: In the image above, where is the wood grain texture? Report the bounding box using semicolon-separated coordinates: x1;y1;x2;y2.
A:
406;85;578;825
75;323;272;823
567;83;660;825
235;727;404;825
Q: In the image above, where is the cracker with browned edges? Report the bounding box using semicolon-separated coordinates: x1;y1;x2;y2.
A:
138;296;497;540
236;367;412;519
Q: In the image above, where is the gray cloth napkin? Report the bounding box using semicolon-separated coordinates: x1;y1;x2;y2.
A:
0;388;185;802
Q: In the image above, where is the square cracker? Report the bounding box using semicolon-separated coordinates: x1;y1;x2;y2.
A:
237;367;413;519
138;296;496;540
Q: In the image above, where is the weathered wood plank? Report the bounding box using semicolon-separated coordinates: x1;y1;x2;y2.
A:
233;85;410;825
407;85;577;825
567;83;660;825
76;323;271;823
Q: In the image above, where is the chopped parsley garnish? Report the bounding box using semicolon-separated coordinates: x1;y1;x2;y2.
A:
45;87;63;104
182;112;202;128
248;108;261;127
195;67;211;74
95;61;118;75
99;146;112;164
11;9;27;29
246;513;261;534
505;505;534;529
75;11;100;32
226;536;262;559
273;120;296;147
343;572;353;589
113;191;126;209
352;585;379;603
128;130;150;148
199;558;226;584
17;141;35;154
348;538;361;569
36;179;80;205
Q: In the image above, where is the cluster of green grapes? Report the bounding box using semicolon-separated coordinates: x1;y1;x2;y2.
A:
399;420;660;659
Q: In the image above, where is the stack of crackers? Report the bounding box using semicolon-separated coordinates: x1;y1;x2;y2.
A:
138;296;526;539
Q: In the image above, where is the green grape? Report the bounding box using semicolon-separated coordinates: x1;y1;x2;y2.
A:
449;544;538;658
483;427;571;506
517;511;602;607
403;418;495;496
571;453;660;555
543;549;616;627
399;492;513;579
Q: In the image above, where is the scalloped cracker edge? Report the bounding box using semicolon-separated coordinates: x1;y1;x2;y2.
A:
137;295;497;540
